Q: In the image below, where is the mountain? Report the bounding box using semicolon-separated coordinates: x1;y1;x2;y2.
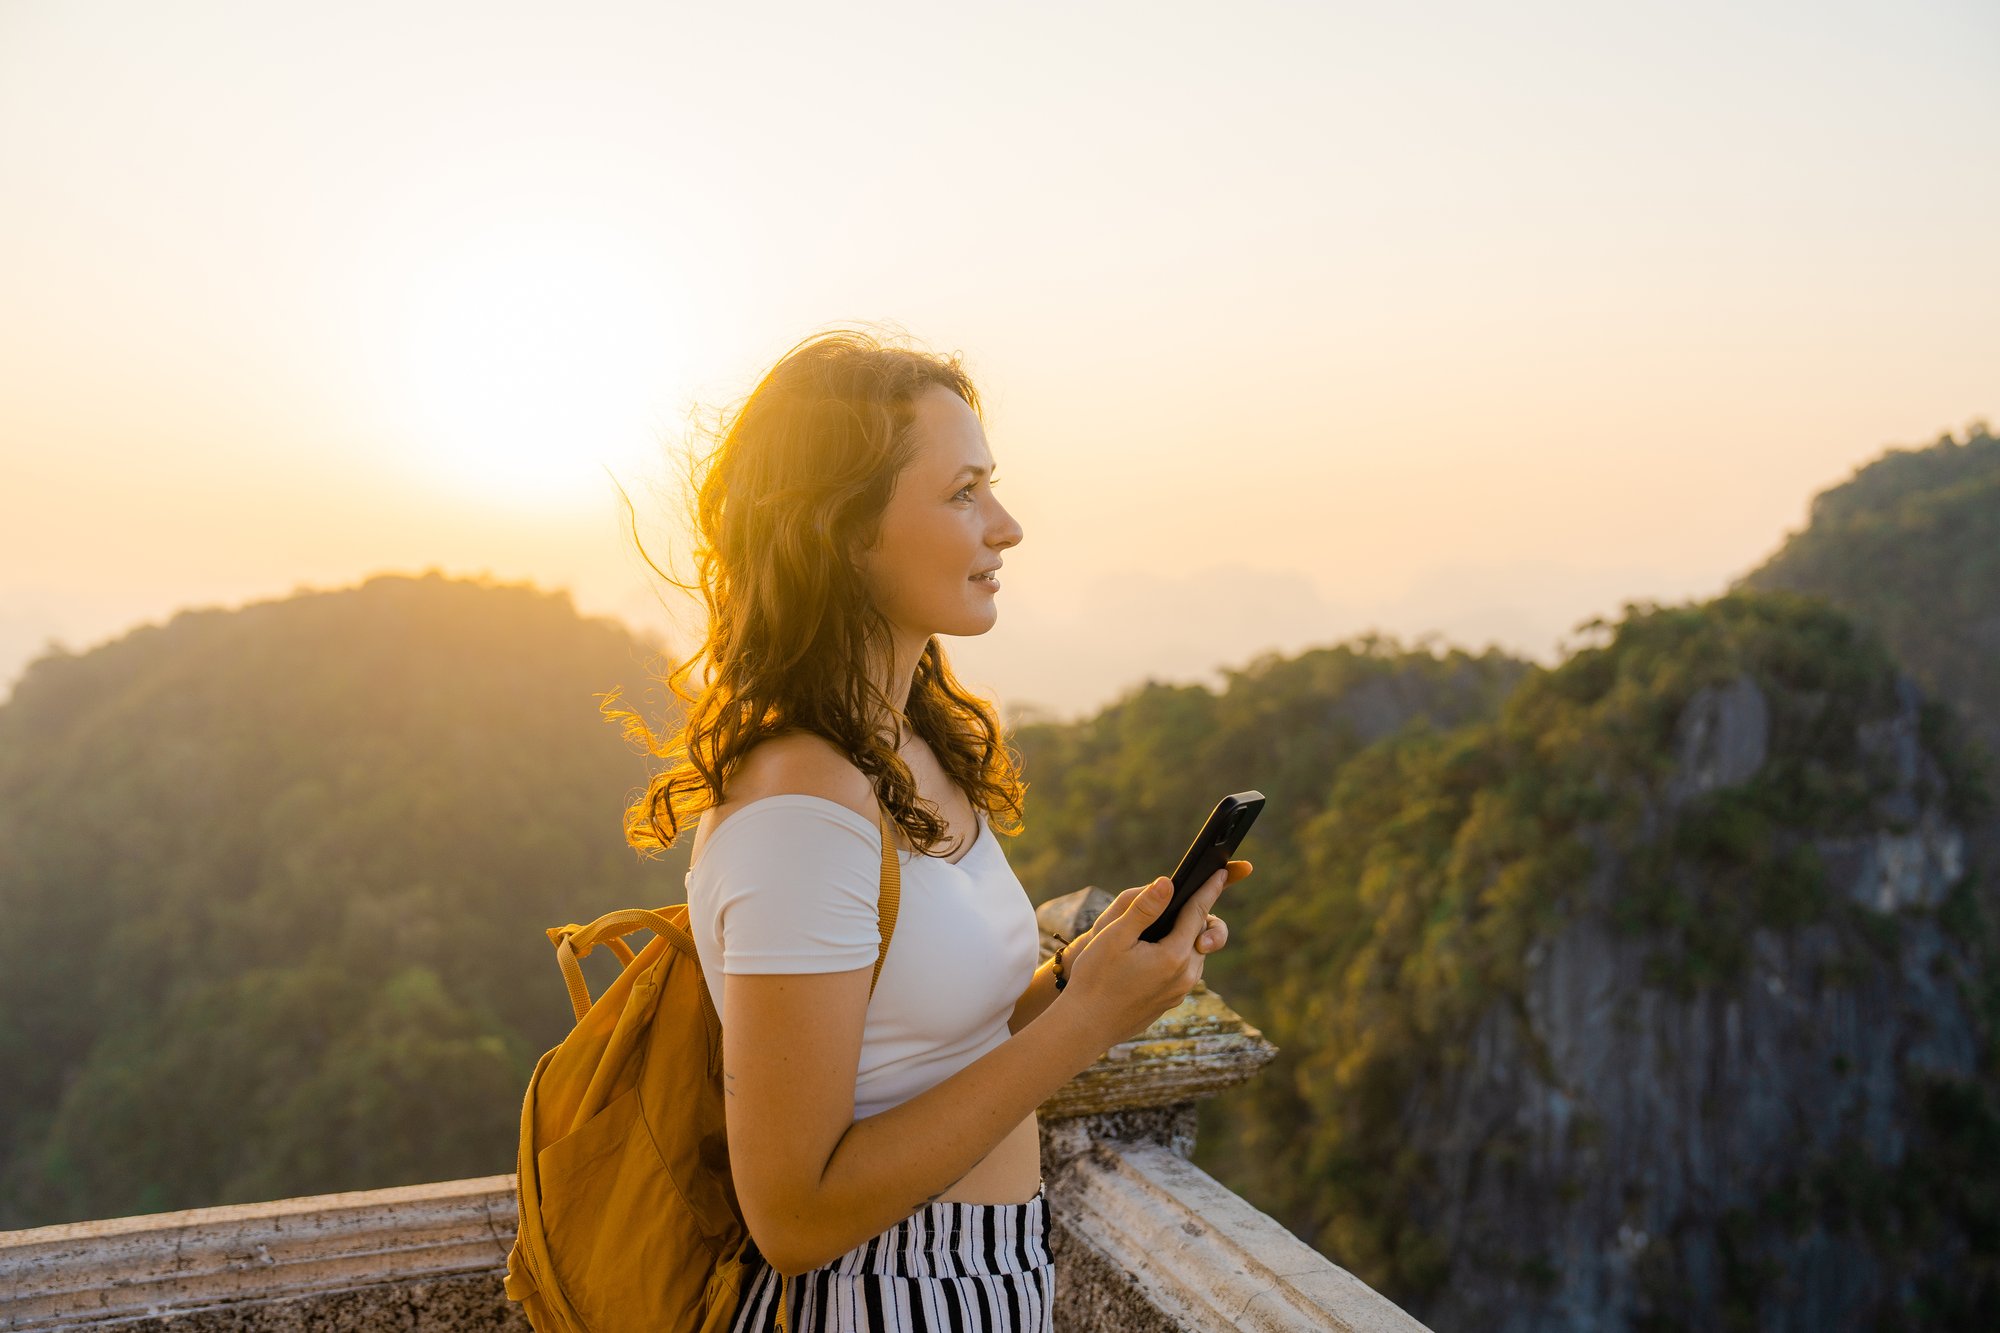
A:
0;571;677;1226
1221;591;1997;1330
1738;421;1999;787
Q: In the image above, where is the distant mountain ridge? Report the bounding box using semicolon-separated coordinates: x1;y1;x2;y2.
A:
0;571;675;1226
1739;421;1999;778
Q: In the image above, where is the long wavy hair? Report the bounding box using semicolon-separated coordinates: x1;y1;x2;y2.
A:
602;328;1027;860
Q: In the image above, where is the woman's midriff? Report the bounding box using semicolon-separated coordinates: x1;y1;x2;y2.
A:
934;1110;1042;1204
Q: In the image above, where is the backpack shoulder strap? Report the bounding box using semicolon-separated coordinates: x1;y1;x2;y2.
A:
869;801;901;998
876;792;908;992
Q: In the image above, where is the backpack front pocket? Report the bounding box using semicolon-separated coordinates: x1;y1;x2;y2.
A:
538;1081;717;1329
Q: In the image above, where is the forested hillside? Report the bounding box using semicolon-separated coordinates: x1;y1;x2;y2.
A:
0;572;677;1226
1207;591;1997;1330
1001;636;1531;929
1739;421;1999;774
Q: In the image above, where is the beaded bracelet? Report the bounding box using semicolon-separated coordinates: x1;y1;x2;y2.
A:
1049;931;1075;992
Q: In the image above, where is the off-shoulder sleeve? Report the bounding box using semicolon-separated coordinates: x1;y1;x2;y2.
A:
691;798;883;975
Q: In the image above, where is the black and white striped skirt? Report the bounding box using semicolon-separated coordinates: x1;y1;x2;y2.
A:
730;1181;1054;1331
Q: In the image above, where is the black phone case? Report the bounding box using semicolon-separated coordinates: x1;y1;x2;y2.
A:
1137;790;1265;944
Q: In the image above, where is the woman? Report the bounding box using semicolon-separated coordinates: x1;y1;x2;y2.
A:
611;329;1247;1331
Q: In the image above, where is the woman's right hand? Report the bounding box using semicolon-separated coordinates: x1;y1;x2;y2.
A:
1059;861;1249;1048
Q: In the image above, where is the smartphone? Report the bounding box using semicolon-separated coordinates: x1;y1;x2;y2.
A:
1138;790;1265;944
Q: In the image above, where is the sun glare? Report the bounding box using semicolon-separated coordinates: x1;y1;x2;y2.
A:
389;221;682;507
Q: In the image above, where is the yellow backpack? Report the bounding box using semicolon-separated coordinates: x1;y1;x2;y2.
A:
504;800;903;1333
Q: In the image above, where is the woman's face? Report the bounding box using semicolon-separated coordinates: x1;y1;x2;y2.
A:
856;384;1023;641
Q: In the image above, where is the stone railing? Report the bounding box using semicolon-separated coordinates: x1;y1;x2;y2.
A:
0;887;1431;1332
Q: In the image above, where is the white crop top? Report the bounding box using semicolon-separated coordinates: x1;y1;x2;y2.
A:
684;793;1041;1120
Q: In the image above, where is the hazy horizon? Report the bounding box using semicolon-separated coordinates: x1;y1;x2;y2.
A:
4;0;1994;722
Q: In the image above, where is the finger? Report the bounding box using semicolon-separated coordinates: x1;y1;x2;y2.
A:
1108;875;1176;941
1198;914;1227;952
1224;859;1253;885
1169;867;1231;950
1085;885;1144;936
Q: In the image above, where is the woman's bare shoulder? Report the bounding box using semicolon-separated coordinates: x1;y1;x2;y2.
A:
722;730;878;827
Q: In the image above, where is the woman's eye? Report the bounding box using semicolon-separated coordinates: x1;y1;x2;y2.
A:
956;476;1000;502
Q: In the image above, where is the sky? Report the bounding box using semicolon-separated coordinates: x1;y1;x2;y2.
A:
2;0;1994;723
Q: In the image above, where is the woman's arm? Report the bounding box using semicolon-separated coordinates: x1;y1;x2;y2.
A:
715;734;1113;1277
716;734;1241;1277
728;868;1240;1272
724;965;1107;1278
774;866;1238;1272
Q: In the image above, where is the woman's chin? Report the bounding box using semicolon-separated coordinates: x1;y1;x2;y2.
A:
941;603;1001;636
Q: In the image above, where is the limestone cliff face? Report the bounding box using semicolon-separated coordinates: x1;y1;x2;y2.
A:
1735;423;2000;919
1415;673;1987;1332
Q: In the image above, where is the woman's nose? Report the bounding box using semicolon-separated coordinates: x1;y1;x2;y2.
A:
993;506;1023;548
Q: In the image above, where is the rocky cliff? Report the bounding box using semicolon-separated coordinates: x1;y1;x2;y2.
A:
1235;592;1998;1332
1423;671;1986;1331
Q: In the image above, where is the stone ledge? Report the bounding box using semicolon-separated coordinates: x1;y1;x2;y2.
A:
1049;1141;1431;1332
3;1145;1432;1333
26;1270;527;1333
0;1177;518;1331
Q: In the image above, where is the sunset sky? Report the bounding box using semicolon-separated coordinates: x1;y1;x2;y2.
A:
3;0;1994;721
